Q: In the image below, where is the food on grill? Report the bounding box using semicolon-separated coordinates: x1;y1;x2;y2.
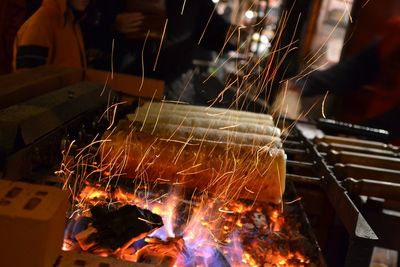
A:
103;129;285;203
102;102;286;204
133;102;276;126
128;113;281;137
128;101;282;147
137;123;282;148
140;102;274;121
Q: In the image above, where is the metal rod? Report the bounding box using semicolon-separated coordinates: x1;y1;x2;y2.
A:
317;142;399;158
283;140;303;147
284;148;307;155
286;173;321;185
286;159;314;168
299;133;378;241
329;150;400;171
342;178;400;202
334;163;400;184
315;135;398;152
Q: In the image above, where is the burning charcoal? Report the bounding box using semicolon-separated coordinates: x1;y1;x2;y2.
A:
75;226;98;251
136;237;184;267
252;212;268;228
89;205;163;250
180;247;231;267
65;216;91;240
204;249;231;267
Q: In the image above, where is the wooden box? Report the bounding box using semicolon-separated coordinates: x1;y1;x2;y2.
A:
0;66;83;110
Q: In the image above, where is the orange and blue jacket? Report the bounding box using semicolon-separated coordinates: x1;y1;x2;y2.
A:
13;0;86;70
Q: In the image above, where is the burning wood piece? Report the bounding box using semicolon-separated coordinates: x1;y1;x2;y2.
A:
75;226;98;251
134;235;230;267
62;183;320;266
213;202;314;266
74;205;163;253
135;236;184;266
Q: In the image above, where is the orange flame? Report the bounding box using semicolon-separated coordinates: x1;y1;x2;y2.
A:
64;185;311;267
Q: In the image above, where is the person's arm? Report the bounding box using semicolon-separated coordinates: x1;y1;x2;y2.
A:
296;39;381;97
114;12;144;37
14;12;53;70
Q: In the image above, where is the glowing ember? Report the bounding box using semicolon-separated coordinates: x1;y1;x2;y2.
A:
62;185;314;267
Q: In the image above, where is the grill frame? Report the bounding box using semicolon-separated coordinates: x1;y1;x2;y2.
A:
284;124;381;267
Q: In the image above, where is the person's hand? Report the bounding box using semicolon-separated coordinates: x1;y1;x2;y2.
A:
114;12;145;35
271;80;303;120
86;49;104;62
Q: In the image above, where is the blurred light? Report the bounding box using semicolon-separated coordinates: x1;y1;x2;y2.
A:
212;0;219;3
252;32;260;41
260;35;269;44
245;10;254;19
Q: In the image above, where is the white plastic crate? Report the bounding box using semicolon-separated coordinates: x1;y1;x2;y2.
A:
56;251;173;267
0;180;68;267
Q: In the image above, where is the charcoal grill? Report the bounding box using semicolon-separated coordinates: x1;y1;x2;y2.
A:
1;90;399;266
283;119;400;266
282;125;379;267
0;65;400;267
1;128;373;267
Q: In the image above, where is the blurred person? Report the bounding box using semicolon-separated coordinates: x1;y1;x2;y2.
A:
158;0;237;102
273;17;400;142
13;0;91;70
83;0;237;103
81;0;158;73
81;1;144;71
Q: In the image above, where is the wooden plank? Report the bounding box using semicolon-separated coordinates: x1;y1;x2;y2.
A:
0;81;107;155
0;66;84;109
85;69;164;100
